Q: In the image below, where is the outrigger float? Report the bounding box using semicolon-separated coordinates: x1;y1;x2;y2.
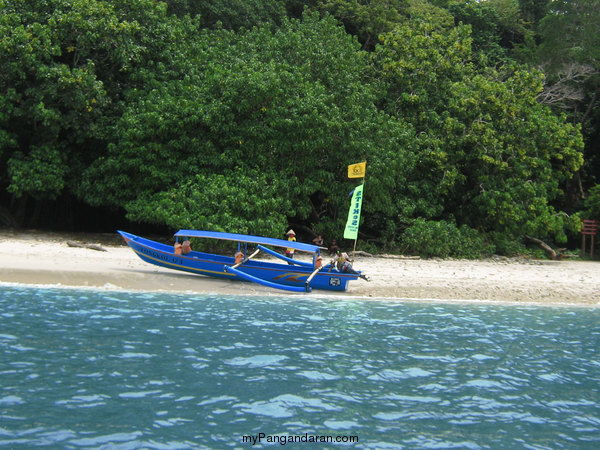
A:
117;230;366;292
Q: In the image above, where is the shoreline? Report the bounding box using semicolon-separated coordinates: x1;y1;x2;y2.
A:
1;278;594;309
1;230;599;307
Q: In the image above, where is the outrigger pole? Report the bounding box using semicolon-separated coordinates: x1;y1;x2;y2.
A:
305;266;323;292
231;248;261;269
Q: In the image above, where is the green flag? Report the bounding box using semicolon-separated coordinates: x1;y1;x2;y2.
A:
344;184;364;240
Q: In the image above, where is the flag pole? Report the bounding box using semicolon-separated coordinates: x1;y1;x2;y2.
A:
351;173;365;260
344;161;367;260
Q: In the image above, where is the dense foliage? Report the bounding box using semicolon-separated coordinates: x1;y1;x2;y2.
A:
1;0;598;257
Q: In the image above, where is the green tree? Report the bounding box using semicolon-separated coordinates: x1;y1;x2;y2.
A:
0;0;202;225
487;0;531;48
316;0;408;49
518;0;549;27
125;171;293;237
537;0;600;71
0;0;108;203
443;0;508;63
82;12;402;239
164;0;288;29
372;18;584;250
535;0;600;193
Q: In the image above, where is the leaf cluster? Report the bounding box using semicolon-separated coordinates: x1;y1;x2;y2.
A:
401;218;495;258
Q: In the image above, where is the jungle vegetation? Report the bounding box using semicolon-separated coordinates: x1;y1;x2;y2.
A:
1;0;599;258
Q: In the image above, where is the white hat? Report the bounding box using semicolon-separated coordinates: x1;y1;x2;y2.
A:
286;229;295;235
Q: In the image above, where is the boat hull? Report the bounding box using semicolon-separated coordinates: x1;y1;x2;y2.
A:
118;231;358;292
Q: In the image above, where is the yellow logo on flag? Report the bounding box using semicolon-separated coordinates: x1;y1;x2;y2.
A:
347;161;366;178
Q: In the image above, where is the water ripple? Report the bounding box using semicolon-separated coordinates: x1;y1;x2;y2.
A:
0;286;598;448
225;355;288;368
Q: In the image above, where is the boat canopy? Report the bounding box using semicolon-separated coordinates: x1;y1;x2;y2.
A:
174;229;320;254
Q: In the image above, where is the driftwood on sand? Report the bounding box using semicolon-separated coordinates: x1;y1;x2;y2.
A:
66;241;107;252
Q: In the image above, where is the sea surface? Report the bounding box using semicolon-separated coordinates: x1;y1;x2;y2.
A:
0;286;599;449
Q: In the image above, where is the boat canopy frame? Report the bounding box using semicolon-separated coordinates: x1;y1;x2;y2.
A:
174;229;321;254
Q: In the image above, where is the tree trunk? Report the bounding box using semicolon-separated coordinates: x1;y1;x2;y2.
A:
0;206;18;227
524;235;558;260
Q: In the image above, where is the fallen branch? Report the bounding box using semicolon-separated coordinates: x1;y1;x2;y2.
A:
67;241;107;252
378;254;421;260
524;235;559;260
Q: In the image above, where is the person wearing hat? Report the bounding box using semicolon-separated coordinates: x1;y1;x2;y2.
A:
285;229;296;262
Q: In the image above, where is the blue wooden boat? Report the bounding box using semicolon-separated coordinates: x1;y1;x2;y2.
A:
117;230;366;292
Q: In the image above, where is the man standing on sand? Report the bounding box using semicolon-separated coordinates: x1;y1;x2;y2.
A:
285;229;296;262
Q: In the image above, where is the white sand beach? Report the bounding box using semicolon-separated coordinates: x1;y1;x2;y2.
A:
1;229;599;306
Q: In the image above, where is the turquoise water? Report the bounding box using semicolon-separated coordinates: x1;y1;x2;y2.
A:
1;286;599;449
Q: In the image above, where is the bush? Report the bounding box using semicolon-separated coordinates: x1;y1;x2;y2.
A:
488;232;527;257
401;219;494;259
584;185;600;221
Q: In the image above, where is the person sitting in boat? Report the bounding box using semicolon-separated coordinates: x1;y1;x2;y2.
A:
285;229;296;262
314;255;323;270
182;239;192;255
329;249;342;271
234;251;244;265
174;242;182;255
339;252;354;272
181;239;192;255
331;251;370;281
